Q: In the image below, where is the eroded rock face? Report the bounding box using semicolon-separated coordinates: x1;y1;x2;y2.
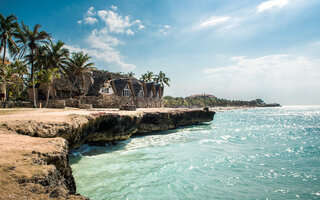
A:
0;109;214;199
0;131;87;199
1;109;215;149
1;109;215;150
137;110;215;134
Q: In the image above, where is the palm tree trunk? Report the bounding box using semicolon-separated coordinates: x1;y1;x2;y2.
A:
70;76;77;98
31;48;37;108
2;41;6;64
2;84;9;108
45;86;50;108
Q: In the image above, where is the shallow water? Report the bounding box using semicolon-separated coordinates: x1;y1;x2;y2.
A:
70;106;320;199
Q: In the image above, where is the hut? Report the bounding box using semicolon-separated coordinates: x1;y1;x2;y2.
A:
27;69;164;108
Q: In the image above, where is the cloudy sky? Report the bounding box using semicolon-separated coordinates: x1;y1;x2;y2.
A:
2;0;320;104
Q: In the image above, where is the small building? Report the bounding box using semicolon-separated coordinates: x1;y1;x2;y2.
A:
28;70;164;108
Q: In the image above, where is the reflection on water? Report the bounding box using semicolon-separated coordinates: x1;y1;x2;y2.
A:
70;106;320;200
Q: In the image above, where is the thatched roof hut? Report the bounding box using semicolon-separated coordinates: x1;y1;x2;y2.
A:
51;70;164;99
145;82;155;97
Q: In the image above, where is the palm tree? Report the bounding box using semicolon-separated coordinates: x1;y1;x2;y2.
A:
11;60;28;97
145;71;154;82
154;71;170;87
0;63;21;107
66;52;94;96
15;22;50;107
45;40;69;70
140;73;148;82
0;14;20;64
126;71;135;78
11;60;28;80
37;68;60;108
29;45;48;72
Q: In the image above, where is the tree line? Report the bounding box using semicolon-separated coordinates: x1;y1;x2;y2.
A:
0;14;171;108
0;14;96;108
164;96;265;108
118;71;170;87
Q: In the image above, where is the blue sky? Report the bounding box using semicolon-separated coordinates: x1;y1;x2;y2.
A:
1;0;320;104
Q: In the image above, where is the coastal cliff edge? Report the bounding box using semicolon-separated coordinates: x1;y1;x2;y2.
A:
0;108;215;199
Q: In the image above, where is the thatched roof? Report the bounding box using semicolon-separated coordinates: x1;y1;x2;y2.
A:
53;77;78;92
155;84;161;94
145;82;154;96
132;81;143;97
87;74;109;96
52;69;163;98
113;79;129;94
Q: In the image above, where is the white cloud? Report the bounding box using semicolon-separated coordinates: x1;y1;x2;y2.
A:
138;24;145;29
203;54;320;104
66;42;136;71
97;10;143;35
126;29;134;35
159;24;171;35
83;17;98;25
204;54;319;80
83;28;135;70
86;6;96;16
257;0;289;13
87;28;122;49
199;16;230;28
110;5;117;11
78;6;98;25
73;6;144;71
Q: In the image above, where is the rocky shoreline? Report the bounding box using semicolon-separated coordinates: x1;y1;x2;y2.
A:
0;108;215;199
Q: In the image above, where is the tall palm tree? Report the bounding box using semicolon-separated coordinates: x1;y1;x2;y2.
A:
0;14;19;64
0;63;21;107
11;60;28;96
140;73;148;82
29;45;48;72
11;60;28;80
126;71;135;78
154;71;170;87
37;68;60;108
66;51;94;96
142;71;154;82
15;22;50;107
45;40;69;70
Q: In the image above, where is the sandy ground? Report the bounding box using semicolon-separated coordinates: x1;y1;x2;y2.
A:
0;129;86;199
0;106;252;123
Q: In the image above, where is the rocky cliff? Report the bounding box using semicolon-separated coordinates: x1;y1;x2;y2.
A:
0;130;87;200
0;109;215;199
2;109;215;149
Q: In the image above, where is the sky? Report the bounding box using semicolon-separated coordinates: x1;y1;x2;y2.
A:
1;0;320;105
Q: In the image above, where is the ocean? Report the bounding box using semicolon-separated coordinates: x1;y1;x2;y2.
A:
70;106;320;199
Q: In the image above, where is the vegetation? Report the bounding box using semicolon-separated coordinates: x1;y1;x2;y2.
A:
15;22;50;107
154;71;170;87
0;13;171;108
66;52;94;95
0;63;22;107
0;14;19;64
140;70;171;87
36;68;60;107
0;14;96;107
164;95;265;108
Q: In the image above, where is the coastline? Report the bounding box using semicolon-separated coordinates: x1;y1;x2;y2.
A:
0;107;216;199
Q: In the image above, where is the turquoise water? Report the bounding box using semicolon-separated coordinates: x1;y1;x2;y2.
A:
70;106;320;199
